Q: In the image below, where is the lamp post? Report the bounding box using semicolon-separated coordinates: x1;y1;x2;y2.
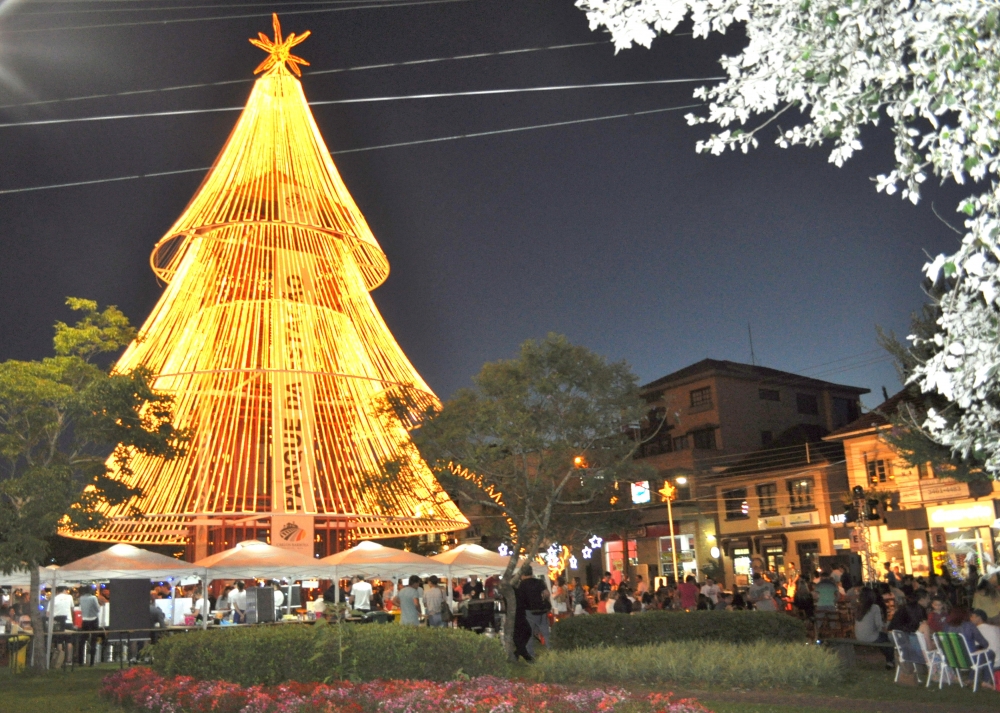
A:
658;481;680;584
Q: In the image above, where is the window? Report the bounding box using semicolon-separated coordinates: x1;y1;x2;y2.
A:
761;430;773;446
723;488;749;520
672;435;689;451
787;477;815;511
866;458;892;484
690;386;712;408
759;388;780;402
692;428;717;450
832;397;860;428
756;483;778;515
917;462;933;480
796;393;819;415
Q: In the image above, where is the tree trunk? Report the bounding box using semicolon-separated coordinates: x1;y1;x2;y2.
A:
28;563;46;672
499;578;517;662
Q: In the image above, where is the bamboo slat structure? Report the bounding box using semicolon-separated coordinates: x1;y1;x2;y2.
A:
67;16;469;545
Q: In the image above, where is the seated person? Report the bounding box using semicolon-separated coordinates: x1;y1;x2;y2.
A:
945;607;995;665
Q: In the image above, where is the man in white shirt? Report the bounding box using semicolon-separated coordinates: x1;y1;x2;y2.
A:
229;581;247;623
349;576;373;613
971;609;1000;666
700;578;721;605
49;587;75;628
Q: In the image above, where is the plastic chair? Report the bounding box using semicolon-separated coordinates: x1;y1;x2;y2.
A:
917;630;949;688
933;631;994;692
890;630;923;684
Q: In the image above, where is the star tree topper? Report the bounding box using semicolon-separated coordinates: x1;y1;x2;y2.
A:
250;14;311;77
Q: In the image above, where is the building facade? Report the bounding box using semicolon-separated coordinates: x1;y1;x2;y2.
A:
824;391;1000;579
609;359;867;587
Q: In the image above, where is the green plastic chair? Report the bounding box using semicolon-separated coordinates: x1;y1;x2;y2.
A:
933;631;994;692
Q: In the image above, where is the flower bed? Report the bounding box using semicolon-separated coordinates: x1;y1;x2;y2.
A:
100;667;713;713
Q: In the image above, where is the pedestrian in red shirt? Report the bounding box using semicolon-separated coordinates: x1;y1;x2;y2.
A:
677;575;699;610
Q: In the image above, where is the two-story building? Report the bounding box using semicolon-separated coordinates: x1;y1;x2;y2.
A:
824;390;1000;578
607;359;868;587
708;428;849;586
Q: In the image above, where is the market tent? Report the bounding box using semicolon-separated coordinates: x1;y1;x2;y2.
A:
430;544;513;577
319;540;440;580
195;540;320;580
58;543;201;581
0;565;58;587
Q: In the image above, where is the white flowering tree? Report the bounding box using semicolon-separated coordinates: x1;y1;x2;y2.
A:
577;0;1000;475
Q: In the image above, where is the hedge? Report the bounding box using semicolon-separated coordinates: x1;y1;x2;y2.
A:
148;622;506;685
549;611;807;649
528;640;841;688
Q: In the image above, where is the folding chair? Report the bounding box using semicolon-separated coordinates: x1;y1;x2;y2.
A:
917;631;949;688
890;630;923;684
933;631;994;692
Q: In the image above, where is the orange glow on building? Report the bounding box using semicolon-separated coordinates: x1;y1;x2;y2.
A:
67;16;468;548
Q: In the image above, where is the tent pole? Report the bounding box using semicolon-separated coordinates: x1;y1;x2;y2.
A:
44;570;56;670
202;569;210;630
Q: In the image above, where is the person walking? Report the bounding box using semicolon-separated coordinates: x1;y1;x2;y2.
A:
517;566;551;658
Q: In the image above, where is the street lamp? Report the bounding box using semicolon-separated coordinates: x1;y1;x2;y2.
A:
658;480;681;584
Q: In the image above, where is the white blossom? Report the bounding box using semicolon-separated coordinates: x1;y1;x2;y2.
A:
577;0;1000;475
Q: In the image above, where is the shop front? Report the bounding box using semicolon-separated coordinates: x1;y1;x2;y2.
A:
927;500;998;577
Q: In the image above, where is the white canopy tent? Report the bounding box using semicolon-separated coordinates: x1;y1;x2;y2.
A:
430;544;513;578
0;565;59;587
58;543;202;581
318;540;440;582
194;540;320;580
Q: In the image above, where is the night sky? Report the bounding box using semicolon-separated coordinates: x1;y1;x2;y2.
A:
0;0;970;409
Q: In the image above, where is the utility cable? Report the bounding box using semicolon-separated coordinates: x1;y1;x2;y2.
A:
0;101;702;195
0;0;476;34
0;78;720;129
17;0;412;16
0;40;612;110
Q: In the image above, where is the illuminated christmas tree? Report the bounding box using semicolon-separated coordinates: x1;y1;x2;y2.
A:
69;16;468;552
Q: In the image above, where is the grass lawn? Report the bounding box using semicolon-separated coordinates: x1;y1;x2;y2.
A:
0;657;995;713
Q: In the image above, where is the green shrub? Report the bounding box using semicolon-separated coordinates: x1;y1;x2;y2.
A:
528;640;841;688
148;622;506;685
549;611;807;649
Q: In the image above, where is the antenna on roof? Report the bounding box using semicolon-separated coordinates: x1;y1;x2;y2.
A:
748;321;757;366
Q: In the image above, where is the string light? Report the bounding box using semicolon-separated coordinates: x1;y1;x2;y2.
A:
64;15;468;545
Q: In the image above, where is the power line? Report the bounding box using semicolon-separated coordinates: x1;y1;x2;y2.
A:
0;78;719;129
0;40;612;110
0;102;702;195
16;0;407;16
0;0;476;34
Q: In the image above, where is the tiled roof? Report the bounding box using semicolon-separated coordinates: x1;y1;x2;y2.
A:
641;358;870;395
824;388;914;439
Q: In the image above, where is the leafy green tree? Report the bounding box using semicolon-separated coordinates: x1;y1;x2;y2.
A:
386;334;649;659
0;299;186;668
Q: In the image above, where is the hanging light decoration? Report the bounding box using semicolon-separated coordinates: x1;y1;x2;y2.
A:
498;543;511;557
581;546;593;559
588;534;603;550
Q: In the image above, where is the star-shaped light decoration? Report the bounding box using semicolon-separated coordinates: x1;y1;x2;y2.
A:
545;551;561;567
569;556;578;570
498;543;511;557
588;534;603;549
581;546;593;559
250;14;311;77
